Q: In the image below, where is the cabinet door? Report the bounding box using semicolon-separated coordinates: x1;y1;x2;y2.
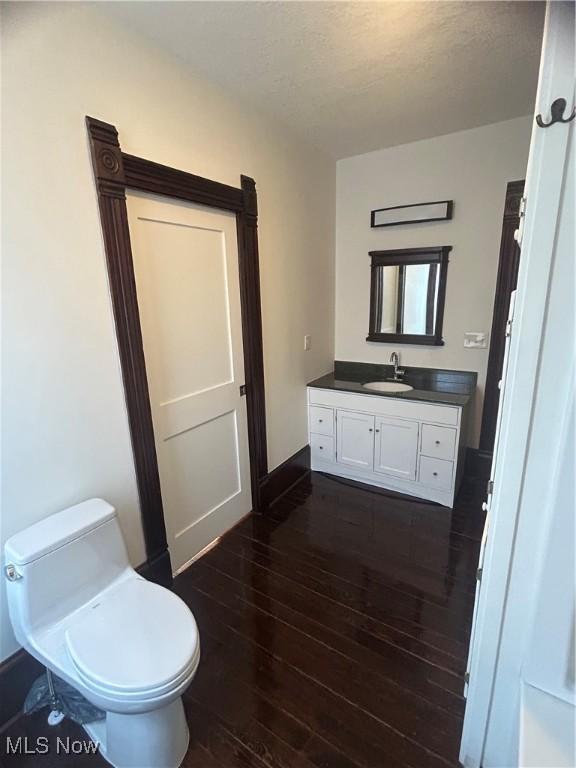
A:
374;417;418;480
336;410;375;470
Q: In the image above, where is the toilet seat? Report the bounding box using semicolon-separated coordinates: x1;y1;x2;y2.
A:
65;576;199;702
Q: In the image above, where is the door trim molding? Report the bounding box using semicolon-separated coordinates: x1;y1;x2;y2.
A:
464;447;493;482
86;116;268;582
478;179;524;455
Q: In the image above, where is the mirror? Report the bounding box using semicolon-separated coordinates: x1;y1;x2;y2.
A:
367;246;450;345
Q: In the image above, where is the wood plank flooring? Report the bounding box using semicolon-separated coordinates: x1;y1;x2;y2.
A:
1;471;484;768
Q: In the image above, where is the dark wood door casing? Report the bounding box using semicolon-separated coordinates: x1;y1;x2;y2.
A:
479;179;525;455
86;116;268;584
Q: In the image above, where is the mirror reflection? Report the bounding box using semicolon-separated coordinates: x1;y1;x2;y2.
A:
373;263;439;336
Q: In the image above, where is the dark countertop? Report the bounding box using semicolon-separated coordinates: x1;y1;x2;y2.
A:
307;372;473;407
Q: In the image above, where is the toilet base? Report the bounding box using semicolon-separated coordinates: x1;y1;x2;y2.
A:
83;698;189;768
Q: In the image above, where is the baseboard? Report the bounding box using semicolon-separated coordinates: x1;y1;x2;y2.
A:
465;448;493;482
0;648;43;730
136;548;173;589
259;445;310;509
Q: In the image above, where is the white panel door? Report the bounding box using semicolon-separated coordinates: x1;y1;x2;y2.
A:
464;293;516;696
336;410;374;470
374;416;418;480
127;192;251;574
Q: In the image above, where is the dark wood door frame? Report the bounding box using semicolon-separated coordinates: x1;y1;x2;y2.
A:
479;179;525;456
86;116;268;585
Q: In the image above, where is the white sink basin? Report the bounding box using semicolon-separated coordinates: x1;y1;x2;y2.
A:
363;381;414;393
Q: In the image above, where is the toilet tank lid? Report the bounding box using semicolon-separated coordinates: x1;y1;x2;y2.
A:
5;499;116;566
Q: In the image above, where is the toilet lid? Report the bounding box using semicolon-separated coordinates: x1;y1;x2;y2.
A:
65;577;199;695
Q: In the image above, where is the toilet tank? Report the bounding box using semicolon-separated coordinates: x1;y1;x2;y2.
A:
4;499;132;643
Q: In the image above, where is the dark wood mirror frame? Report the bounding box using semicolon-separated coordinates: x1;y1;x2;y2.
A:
86;116;268;586
367;246;451;346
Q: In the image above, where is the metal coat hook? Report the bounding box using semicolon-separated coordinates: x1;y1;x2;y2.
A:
536;97;576;128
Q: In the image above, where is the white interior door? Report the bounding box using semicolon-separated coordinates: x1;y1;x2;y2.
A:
464;291;516;697
374;417;418;480
126;192;252;574
336;410;374;470
460;5;575;762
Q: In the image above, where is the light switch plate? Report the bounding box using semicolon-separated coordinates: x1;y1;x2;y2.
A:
464;332;488;349
304;334;311;351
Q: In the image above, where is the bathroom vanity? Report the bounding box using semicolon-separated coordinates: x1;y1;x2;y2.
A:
307;363;475;507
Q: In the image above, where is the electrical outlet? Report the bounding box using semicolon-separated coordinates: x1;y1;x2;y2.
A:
464;332;488;349
304;334;312;351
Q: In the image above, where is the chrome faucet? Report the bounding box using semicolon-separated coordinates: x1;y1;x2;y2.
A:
390;352;405;381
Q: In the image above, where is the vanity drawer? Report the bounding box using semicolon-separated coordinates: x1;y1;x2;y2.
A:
420;424;457;461
419;456;454;491
309;405;334;436
311;433;335;462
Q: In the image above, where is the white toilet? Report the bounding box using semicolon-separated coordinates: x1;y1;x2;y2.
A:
4;499;200;768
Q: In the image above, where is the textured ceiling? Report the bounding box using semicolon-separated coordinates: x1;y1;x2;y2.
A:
102;1;544;159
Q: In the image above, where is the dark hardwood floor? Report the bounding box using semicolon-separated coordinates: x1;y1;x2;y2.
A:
1;471;484;768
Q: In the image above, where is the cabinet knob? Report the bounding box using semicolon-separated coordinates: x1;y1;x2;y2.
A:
319;446;324;450
369;428;373;432
375;429;380;433
435;440;440;445
433;471;438;477
319;419;323;423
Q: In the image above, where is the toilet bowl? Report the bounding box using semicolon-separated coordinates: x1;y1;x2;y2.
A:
4;499;200;768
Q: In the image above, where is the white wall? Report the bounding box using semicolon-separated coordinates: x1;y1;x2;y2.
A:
1;3;335;661
335;118;532;446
